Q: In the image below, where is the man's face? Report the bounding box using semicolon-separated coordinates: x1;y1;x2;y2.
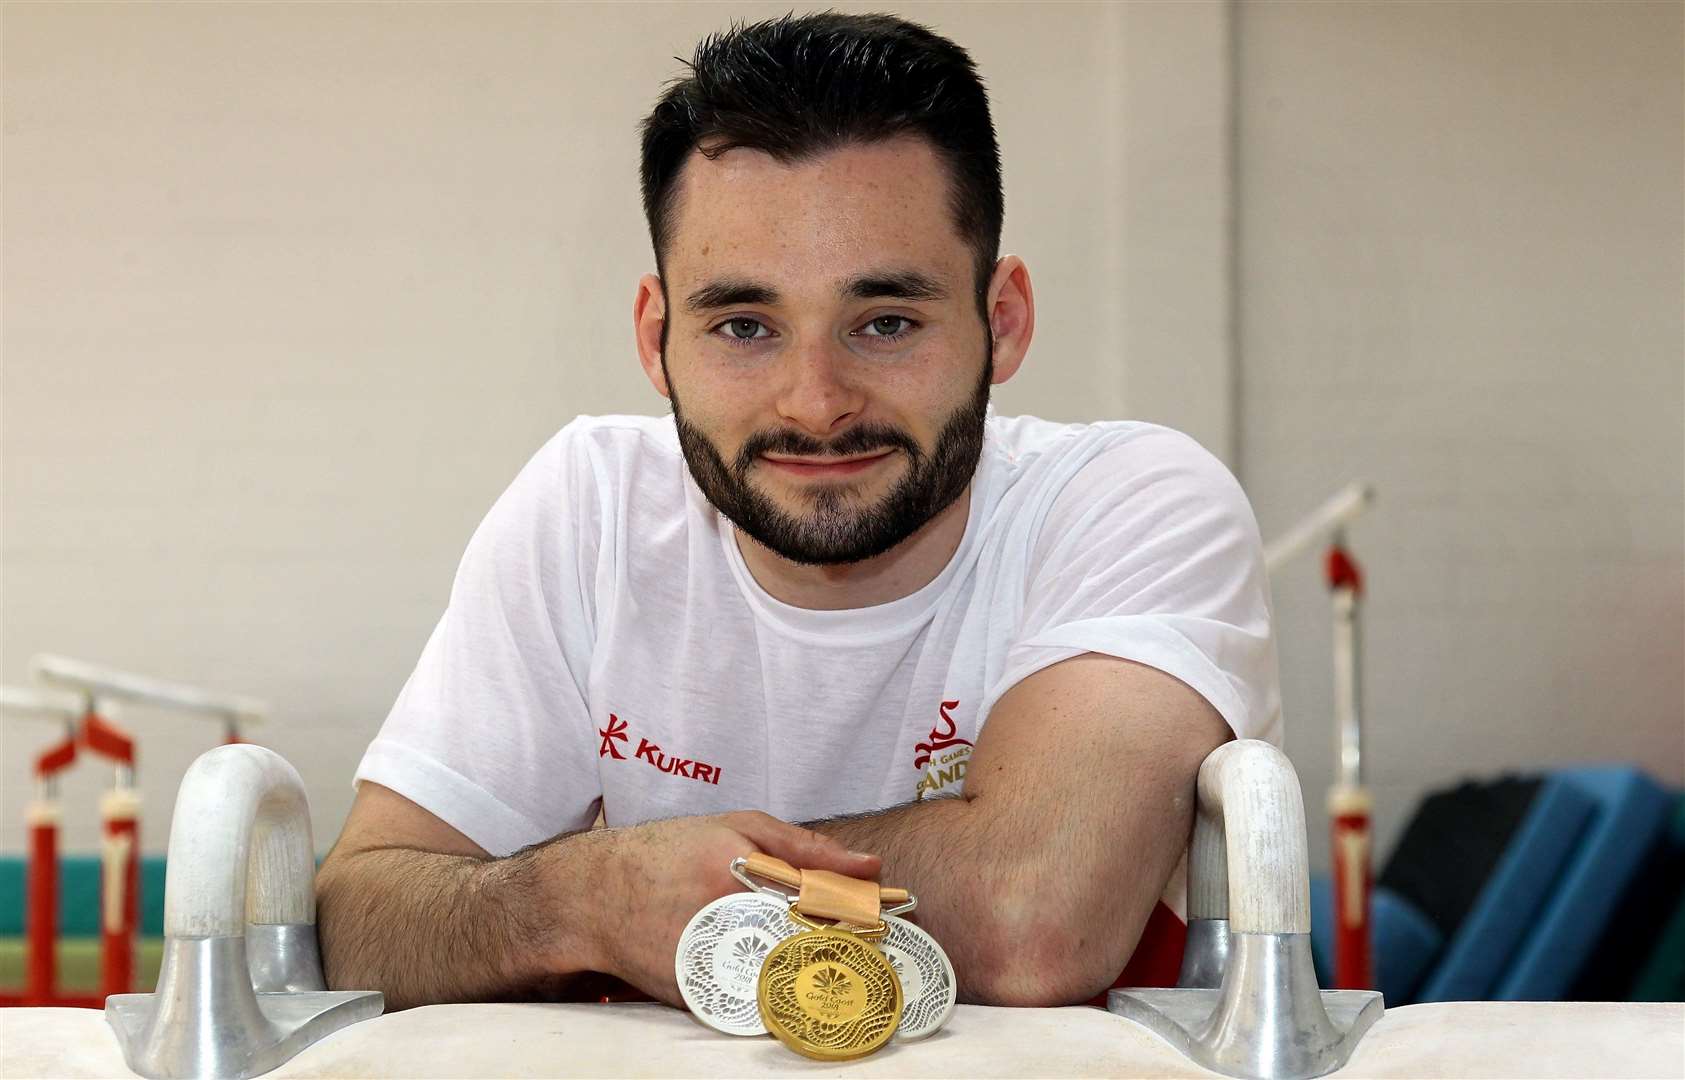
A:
653;136;994;566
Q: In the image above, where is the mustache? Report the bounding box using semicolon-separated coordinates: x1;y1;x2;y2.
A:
735;424;923;472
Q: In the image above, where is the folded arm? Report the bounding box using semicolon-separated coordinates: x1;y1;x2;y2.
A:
808;653;1231;1006
315;782;877;1009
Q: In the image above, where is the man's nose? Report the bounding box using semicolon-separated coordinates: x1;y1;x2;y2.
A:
773;338;864;438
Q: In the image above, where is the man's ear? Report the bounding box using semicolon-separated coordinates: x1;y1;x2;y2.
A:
983;256;1035;385
633;272;670;398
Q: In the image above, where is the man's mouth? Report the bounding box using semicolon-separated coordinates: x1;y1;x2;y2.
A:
759;449;896;478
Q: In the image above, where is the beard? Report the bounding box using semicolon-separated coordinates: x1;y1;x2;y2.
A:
669;351;993;567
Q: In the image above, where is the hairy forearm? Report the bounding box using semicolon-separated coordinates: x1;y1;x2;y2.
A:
805;796;1061;1003
807;788;1190;1006
805;797;980;918
804;659;1224;1005
316;834;606;1011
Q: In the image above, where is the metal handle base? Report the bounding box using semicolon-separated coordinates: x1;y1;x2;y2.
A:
1176;917;1231;990
107;936;382;1079
1110;933;1383;1080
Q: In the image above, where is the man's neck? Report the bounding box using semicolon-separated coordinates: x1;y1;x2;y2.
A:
735;484;974;611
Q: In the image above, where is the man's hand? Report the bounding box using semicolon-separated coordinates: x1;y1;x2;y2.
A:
592;811;878;1004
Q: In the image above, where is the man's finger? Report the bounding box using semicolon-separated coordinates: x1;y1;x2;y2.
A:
734;813;881;880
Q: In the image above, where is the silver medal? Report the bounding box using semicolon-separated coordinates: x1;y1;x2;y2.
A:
674;892;798;1035
879;914;956;1039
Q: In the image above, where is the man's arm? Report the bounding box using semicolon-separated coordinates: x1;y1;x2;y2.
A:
315;782;592;1010
808;653;1231;1007
316;782;879;1010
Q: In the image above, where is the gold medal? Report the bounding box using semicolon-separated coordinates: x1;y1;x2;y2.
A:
756;916;903;1061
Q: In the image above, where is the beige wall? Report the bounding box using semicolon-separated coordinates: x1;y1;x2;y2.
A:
2;1;1679;883
1;1;1231;853
1237;0;1685;871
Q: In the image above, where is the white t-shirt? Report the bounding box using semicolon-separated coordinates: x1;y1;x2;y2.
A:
356;411;1280;868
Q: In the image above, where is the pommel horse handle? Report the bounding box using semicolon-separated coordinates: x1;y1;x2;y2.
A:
1114;740;1382;1080
162;744;315;935
1187;740;1311;934
105;745;383;1080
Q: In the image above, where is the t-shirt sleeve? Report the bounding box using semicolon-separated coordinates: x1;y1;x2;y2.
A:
984;426;1282;744
353;423;605;856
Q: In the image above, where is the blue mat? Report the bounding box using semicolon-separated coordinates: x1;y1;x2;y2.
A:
1415;774;1597;1002
1493;766;1674;1000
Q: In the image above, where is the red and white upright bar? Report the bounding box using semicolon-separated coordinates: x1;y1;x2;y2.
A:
1264;482;1376;991
1325;535;1372;990
1;685;87;1006
28;734;76;1003
78;706;139;1000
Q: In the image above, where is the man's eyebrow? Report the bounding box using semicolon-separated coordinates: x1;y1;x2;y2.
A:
684;279;781;313
681;270;949;313
843;270;949;302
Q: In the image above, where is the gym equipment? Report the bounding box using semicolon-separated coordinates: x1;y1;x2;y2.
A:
1402;775;1594;1002
1;683;138;1006
1264;482;1377;991
1492;766;1673;1000
1571;790;1685;1001
0;656;266;1008
5;997;1679;1078
3;740;1679;1079
1630;796;1685;1000
0;684;95;1007
1317;767;1678;1004
1109;740;1384;1080
104;744;383;1079
32;655;266;746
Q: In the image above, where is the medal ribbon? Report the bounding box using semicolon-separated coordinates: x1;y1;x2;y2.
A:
742;852;908;927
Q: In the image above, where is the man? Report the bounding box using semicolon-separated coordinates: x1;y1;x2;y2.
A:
317;11;1279;1011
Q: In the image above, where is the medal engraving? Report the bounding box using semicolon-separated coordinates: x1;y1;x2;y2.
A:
676;893;797;1036
758;927;903;1060
794;958;868;1023
880;915;956;1039
710;927;774;999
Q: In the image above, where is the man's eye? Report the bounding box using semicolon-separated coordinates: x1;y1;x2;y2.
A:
856;315;918;339
714;317;771;344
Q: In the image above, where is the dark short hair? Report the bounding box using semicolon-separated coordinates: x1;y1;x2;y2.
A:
639;11;1003;313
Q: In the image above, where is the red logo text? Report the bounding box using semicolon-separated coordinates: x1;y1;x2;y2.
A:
634;737;723;785
599;714;722;785
913;700;973;769
598;714;629;759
